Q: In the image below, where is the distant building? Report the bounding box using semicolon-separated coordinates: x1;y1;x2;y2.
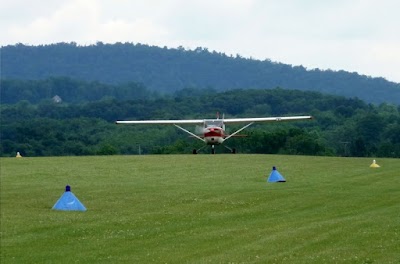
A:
52;95;62;103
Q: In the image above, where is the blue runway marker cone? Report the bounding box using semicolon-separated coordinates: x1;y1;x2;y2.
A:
267;166;286;182
52;185;87;211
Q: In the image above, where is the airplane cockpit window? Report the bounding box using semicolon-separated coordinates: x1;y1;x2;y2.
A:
204;120;223;128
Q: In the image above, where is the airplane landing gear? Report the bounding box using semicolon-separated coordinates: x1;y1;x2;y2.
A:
192;145;206;154
223;145;237;154
211;145;215;154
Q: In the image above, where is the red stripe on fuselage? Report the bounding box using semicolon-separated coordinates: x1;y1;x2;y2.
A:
204;131;223;137
204;128;224;138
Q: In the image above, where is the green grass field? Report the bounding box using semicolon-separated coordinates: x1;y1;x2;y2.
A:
1;155;399;263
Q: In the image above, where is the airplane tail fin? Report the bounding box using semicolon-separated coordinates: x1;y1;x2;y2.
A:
216;112;225;120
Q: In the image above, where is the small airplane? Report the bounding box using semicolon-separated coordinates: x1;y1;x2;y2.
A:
116;113;313;154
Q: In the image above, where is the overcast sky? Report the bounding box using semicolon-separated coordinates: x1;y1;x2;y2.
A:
1;0;399;83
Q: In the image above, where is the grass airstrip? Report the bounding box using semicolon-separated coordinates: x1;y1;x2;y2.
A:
1;155;399;263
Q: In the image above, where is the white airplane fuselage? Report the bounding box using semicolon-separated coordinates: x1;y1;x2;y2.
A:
203;126;225;145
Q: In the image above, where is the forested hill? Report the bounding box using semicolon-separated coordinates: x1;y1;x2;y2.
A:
1;42;400;105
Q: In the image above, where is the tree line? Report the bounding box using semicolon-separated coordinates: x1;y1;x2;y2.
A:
1;78;157;104
1;84;399;157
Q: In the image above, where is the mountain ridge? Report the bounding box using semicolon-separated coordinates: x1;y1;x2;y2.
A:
1;42;399;105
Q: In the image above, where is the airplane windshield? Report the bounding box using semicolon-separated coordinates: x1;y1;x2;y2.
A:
204;120;223;128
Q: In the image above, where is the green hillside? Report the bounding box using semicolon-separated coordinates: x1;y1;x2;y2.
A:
1;155;399;263
2;43;400;104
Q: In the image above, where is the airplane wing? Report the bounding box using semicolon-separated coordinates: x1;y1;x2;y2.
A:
222;116;313;123
116;119;204;125
116;116;313;125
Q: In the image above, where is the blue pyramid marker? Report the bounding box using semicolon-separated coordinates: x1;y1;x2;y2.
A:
52;185;87;211
267;166;286;182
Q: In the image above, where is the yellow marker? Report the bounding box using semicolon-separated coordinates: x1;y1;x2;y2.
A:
370;159;380;168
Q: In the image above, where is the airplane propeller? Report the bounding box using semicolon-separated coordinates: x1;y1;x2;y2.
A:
195;125;204;134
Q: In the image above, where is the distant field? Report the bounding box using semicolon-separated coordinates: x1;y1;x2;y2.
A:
1;155;399;263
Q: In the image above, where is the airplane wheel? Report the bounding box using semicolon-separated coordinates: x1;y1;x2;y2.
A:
192;149;197;154
232;148;236;154
211;148;215;154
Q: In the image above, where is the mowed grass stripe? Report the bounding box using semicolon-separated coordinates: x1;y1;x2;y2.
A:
1;155;399;263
